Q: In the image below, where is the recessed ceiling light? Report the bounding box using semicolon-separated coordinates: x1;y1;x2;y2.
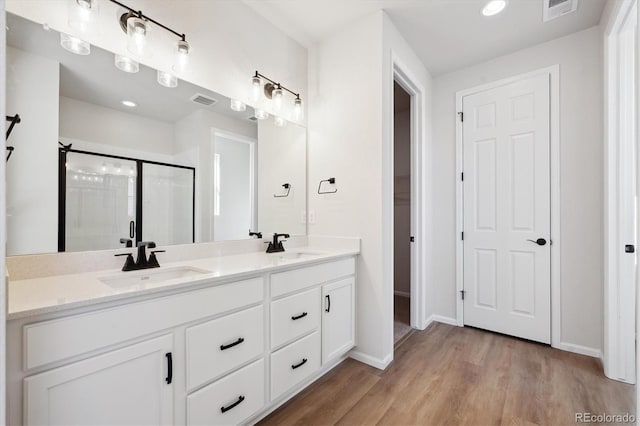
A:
121;100;137;107
482;0;507;16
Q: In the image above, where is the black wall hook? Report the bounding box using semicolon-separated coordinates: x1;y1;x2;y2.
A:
318;177;337;194
274;183;291;198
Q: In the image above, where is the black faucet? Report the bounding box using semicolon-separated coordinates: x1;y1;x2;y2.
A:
249;230;263;239
115;241;165;272
266;233;290;253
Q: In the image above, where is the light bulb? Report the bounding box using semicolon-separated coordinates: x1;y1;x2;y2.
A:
126;16;148;57
114;54;139;73
274;116;286;127
68;0;98;33
272;86;283;111
293;97;303;121
173;39;190;73
255;109;269;120
251;75;261;102
157;70;178;88
60;32;90;55
230;99;247;112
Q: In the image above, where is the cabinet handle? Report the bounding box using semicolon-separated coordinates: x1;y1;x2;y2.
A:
291;358;308;370
220;337;245;351
165;352;173;384
325;295;331;313
220;395;245;413
291;312;308;321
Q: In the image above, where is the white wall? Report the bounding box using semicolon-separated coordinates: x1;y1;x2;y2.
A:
257;119;306;238
1;2;7;422
431;26;604;352
308;11;432;368
6;0;307;122
394;109;411;295
6;46;59;256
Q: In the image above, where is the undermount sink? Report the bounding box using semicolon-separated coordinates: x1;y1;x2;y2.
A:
277;251;325;260
99;266;210;288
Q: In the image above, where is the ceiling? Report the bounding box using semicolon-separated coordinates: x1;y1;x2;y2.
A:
243;0;607;76
6;13;257;124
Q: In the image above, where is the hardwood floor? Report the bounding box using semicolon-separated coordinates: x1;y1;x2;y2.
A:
259;323;635;426
394;295;411;344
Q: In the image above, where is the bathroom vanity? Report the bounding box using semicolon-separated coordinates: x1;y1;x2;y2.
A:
6;247;358;425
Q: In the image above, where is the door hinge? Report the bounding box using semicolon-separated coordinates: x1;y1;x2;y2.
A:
460;290;466;300
458;111;464;122
410;236;415;242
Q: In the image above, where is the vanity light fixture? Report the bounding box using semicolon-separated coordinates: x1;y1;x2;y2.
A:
114;54;139;73
230;99;247;112
68;0;99;33
125;14;149;56
274;116;286;127
173;39;190;73
121;100;137;107
481;0;507;16
250;71;303;120
157;70;178;88
60;32;91;55
255;109;269;120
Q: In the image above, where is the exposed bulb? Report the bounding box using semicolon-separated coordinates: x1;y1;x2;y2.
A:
114;54;139;73
255;109;269;120
230;99;247;112
173;39;190;73
272;85;283;111
60;32;90;55
126;16;148;57
251;75;261;102
157;70;178;88
293;96;303;121
68;0;98;33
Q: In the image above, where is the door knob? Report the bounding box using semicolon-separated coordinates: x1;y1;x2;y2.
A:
527;238;547;246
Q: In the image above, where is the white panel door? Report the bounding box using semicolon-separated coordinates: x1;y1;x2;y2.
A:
322;278;355;363
462;73;551;344
24;334;174;425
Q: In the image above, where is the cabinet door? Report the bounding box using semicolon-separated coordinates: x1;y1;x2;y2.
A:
24;334;174;426
322;278;355;364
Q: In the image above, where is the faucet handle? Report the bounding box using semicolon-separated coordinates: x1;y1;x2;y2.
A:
137;241;156;249
115;253;136;271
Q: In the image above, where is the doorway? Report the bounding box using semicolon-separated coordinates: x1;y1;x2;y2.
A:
393;81;413;344
456;68;559;344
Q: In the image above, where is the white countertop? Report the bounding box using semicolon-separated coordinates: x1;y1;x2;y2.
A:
7;247;359;320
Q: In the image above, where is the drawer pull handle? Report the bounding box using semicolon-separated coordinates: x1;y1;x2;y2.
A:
220;395;245;413
220;337;245;351
291;312;308;321
165;352;173;384
291;358;308;370
325;294;331;312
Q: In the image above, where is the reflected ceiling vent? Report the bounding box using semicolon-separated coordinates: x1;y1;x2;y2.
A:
248;116;258;121
543;0;578;22
190;93;218;107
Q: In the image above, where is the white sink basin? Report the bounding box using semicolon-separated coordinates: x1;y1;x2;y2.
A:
277;251;325;260
99;266;210;288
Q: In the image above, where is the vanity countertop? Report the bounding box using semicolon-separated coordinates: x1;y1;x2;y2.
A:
7;247;359;320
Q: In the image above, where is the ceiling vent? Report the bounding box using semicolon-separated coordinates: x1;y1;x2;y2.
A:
543;0;578;22
190;93;218;107
248;116;258;121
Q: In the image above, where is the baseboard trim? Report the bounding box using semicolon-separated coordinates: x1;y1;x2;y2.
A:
349;350;393;370
553;341;602;359
425;314;459;327
394;290;410;298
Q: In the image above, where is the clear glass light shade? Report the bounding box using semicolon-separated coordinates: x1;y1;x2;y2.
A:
157;70;178;88
230;99;247;112
68;0;98;33
255;109;269;120
293;97;303;121
114;54;139;73
272;86;283;111
251;76;261;102
274;116;286;127
60;33;91;55
126;16;148;57
172;40;190;73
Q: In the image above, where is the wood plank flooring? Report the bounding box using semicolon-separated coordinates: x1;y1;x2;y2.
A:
259;323;635;426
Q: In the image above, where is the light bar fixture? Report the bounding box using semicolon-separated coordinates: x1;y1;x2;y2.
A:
250;71;303;122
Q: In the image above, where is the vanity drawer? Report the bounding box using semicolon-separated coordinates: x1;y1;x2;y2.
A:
270;257;355;298
270;287;320;349
24;277;263;370
187;305;264;391
187;358;265;426
270;331;321;401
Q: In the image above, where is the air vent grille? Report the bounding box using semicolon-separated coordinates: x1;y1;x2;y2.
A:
190;93;218;107
543;0;578;22
248;116;258;121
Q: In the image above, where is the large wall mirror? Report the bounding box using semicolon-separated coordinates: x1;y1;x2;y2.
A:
6;13;306;256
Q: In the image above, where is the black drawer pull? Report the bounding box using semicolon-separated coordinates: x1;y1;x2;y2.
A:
220;395;245;413
165;352;173;384
291;358;308;370
325;294;331;312
220;337;245;351
291;312;308;321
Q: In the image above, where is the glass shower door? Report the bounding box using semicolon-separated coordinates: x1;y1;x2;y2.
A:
64;152;137;251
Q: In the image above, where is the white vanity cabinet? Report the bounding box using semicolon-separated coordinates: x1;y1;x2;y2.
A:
7;255;357;426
